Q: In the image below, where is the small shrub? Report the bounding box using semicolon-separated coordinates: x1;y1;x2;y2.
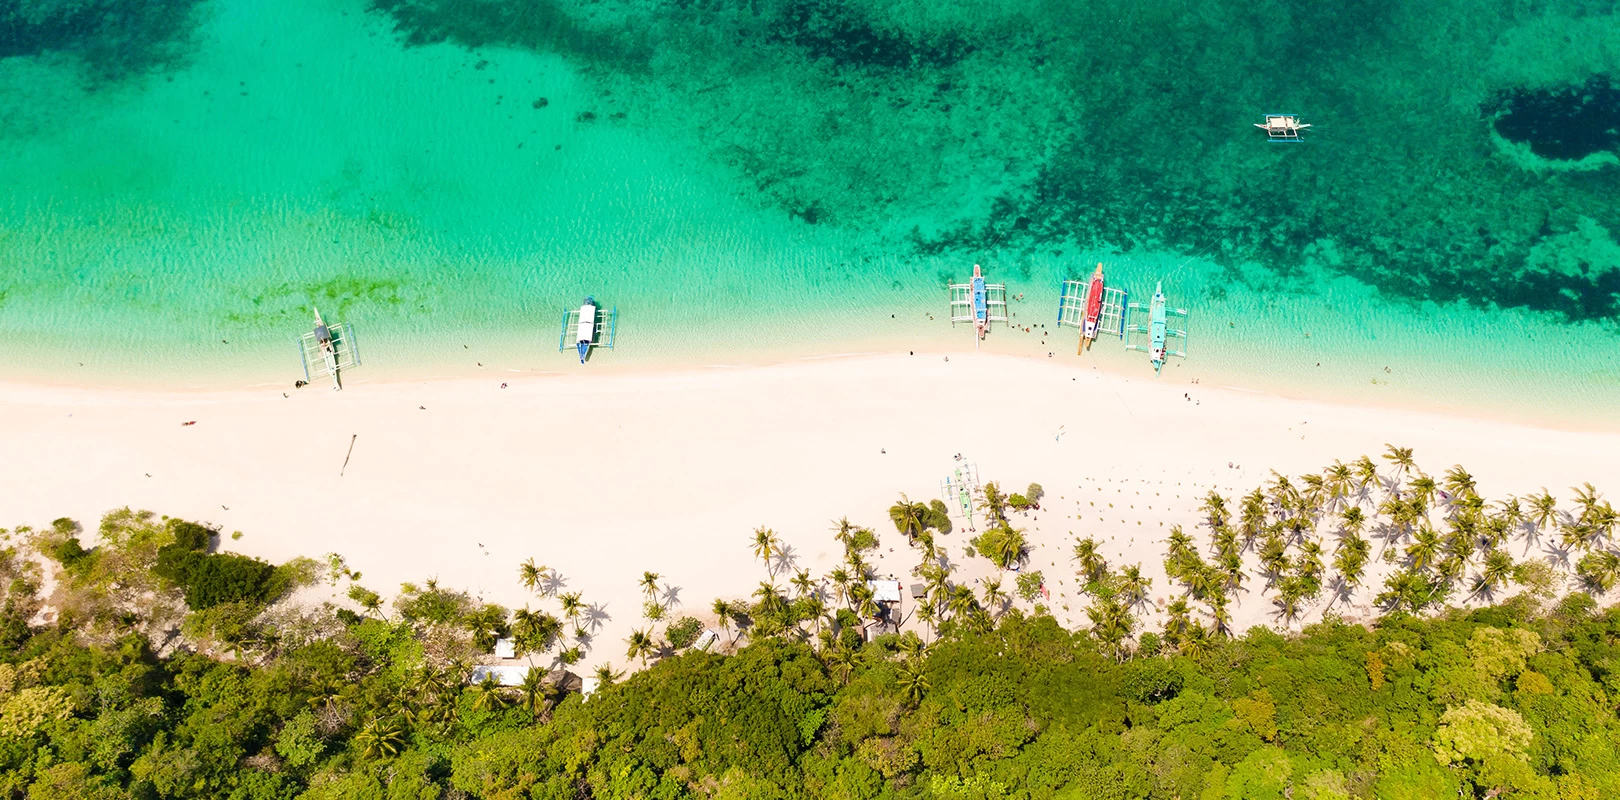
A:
166;519;213;552
1008;493;1029;511
643;601;666;622
849;527;880;552
666;617;703;649
1015;571;1045;602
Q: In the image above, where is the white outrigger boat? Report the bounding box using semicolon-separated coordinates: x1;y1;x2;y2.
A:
1255;113;1310;141
297;306;361;390
557;296;617;363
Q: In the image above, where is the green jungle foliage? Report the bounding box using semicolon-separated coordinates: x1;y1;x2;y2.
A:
2;512;1620;798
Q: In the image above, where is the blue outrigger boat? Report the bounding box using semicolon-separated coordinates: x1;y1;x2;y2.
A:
1125;282;1189;374
947;264;1008;346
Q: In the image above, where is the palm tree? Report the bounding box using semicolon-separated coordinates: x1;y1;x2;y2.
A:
1119;564;1152;607
1268;472;1299;514
889;494;927;539
1571;483;1601;524
831;517;856;550
790;569;816;599
1297;539;1325;583
824;645;858;684
828;568;853;608
797;593;829;640
1072;537;1107;585
1350;455;1379;493
1339;506;1367;540
981;579;1008;618
712;599;737;644
593;663;623;688
1216;551;1246;594
752;527;781;577
558;592;585;630
519;666;548;719
1201;491;1230;530
1258;529;1289;582
639;571;662;602
353;716;405;760
1380;497;1421;540
1334;533;1371;591
1406;527;1442;572
468;674;508;713
1529;490;1559;531
1240;489;1269;543
896;662;929;707
1086;594;1134;661
1407;474;1438;514
946;584;979;619
857;594;881;623
1443;465;1477;501
1480;549;1515;591
1299;473;1328;517
1382;445;1415;482
625;629;657;666
983;525;1027;570
979;482;1008;526
512;608;561;659
1576;550;1620;593
1325;461;1353;508
519;558;546;593
916;604;938;643
751;579;790;625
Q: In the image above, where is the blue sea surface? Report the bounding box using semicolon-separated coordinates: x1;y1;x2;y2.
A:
0;0;1616;421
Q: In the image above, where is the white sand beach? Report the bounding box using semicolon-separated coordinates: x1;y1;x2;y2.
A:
3;352;1617;669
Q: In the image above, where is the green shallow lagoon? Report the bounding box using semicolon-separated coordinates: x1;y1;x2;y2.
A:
1;0;1617;423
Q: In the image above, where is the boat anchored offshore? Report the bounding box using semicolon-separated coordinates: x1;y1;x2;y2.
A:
1056;263;1126;353
297;306;361;390
947;264;1008;346
1255;114;1310;141
1125;282;1190;373
557;296;617;363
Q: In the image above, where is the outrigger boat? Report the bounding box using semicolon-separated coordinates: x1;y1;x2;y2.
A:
947;264;1008;346
1056;262;1126;353
1081;264;1105;347
971;265;990;339
311;309;336;377
575;297;598;363
1255;113;1310;141
1125;282;1190;374
557;296;617;363
297;306;361;391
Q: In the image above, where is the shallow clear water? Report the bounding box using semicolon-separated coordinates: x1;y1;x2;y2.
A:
1;0;1617;423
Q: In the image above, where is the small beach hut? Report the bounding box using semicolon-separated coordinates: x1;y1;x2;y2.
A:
492;638;516;659
470;665;530;687
693;629;720;652
869;580;902;605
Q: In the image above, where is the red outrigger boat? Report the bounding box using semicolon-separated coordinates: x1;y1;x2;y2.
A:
1080;263;1105;350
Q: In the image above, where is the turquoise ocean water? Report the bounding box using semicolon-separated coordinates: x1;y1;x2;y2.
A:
1;0;1617;423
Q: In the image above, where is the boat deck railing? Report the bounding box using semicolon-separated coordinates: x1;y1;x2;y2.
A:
1056;279;1128;339
297;322;361;383
949;282;1008;325
557;305;618;353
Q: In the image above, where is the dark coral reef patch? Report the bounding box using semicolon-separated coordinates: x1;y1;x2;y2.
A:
1490;75;1620;162
0;0;206;83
